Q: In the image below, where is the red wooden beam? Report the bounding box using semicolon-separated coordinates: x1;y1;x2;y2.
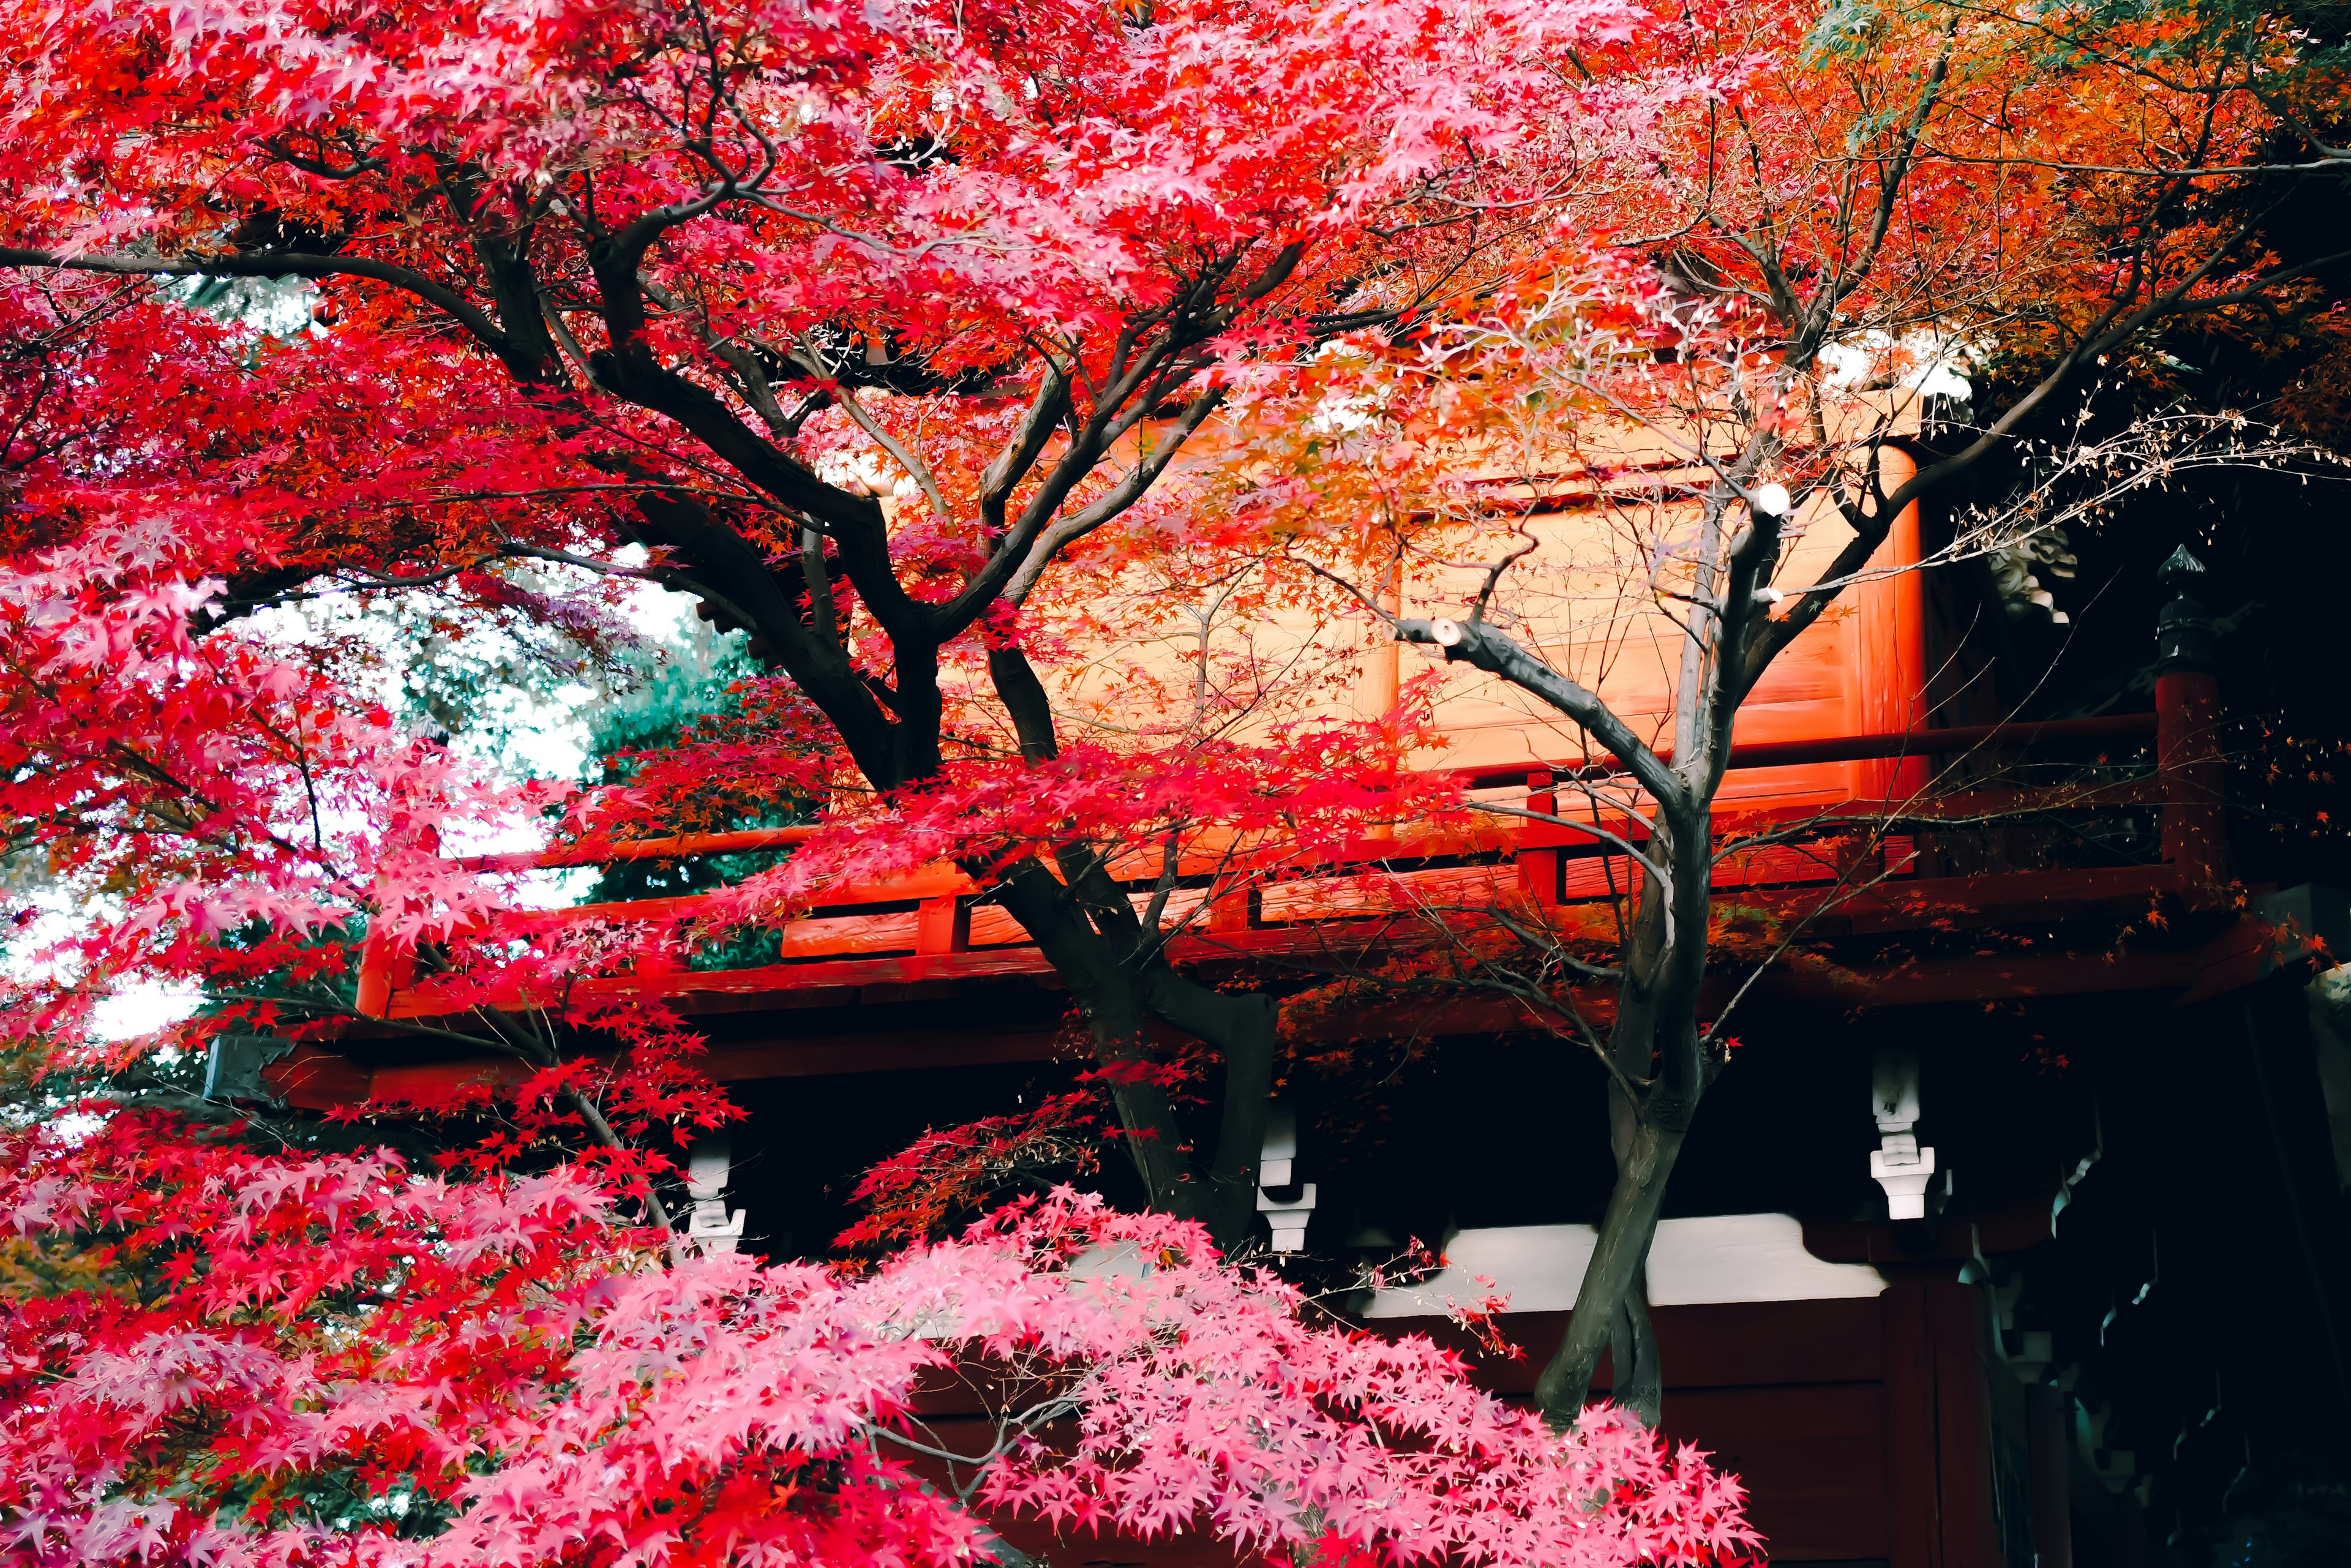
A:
375;858;2229;1023
1747;863;2208;934
1711;711;2160;770
351;714;2178;1021
283;913;2284;1107
446;717;2158;877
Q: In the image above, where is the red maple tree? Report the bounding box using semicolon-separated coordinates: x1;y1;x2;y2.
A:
1251;0;2351;1422
2;0;2343;1484
0;0;1676;1247
0;1108;1760;1567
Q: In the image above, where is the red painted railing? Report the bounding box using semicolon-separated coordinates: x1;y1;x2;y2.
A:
353;705;2208;1021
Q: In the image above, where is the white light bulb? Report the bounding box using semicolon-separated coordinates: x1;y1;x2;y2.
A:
1752;482;1793;518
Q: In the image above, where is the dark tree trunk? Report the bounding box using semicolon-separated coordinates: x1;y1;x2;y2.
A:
989;841;1278;1253
1533;1112;1689;1428
1533;811;1715;1430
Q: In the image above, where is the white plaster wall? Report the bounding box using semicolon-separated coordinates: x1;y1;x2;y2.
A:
1361;1213;1886;1318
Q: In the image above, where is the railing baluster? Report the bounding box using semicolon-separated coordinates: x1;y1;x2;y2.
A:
1518;768;1561;904
915;895;971;956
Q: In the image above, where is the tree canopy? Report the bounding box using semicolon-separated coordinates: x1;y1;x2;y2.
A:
2;0;2347;1519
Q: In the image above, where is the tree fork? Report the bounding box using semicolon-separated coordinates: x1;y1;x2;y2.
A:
983;641;1279;1250
1141;969;1278;1250
1613;1274;1663;1422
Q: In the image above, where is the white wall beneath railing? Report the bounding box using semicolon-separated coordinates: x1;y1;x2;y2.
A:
1361;1213;1886;1318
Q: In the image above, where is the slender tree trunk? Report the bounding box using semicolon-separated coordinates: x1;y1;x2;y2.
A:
1533;1108;1690;1428
1534;813;1714;1430
1047;960;1275;1251
1610;1264;1662;1421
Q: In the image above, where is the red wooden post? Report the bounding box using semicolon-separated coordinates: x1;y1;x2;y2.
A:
1928;1279;2004;1568
1855;445;1931;805
353;924;413;1019
2153;547;2227;887
1881;1279;1943;1568
1207;882;1254;933
1831;825;1884;885
1518;768;1561;904
2025;1383;2075;1568
914;895;970;955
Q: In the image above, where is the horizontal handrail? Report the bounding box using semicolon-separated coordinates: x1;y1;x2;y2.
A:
364;729;2194;1018
463;714;2161;876
1454;711;2158;790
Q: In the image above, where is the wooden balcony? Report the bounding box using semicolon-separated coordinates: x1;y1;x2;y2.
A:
280;716;2254;1112
277;457;2260;1110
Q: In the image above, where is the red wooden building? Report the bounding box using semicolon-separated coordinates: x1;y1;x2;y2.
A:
241;502;2350;1568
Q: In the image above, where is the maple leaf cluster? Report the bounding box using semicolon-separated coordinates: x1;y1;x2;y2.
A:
1;1109;1758;1568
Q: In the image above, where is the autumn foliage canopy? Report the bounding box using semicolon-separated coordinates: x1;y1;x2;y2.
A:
0;1112;1758;1567
0;0;2328;1054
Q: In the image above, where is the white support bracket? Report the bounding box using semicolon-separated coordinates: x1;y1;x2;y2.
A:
1870;1049;1941;1220
1256;1102;1317;1251
684;1136;747;1255
1259;1185;1319;1252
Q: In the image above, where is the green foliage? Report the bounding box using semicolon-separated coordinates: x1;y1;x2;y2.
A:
577;624;808;970
1800;0;1886;62
583;620;763;777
